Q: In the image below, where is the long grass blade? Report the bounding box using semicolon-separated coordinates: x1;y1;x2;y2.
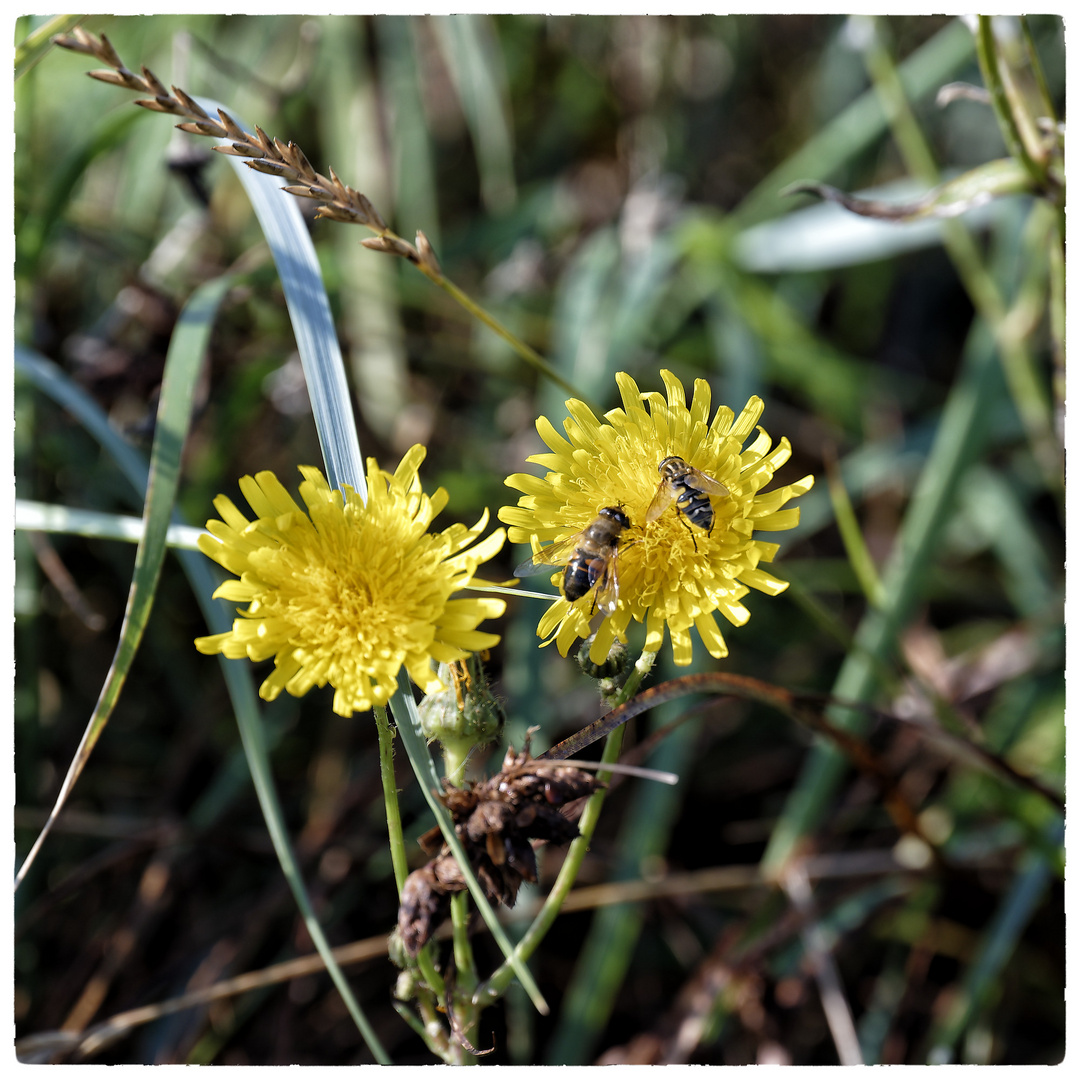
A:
202;99;367;498
14;273;235;891
15;499;205;550
759;132;1037;879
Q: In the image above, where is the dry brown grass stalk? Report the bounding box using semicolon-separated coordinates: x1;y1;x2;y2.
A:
52;26;440;275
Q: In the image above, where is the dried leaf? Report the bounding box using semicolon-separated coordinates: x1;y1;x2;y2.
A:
783;159;1036;223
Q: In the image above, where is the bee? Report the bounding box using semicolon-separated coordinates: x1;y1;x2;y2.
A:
646;456;729;539
514;506;631;616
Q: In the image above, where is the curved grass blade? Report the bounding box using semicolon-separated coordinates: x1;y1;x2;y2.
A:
734;176;1007;274
14;273;235;891
192;106;397;1060
15;346;161;497
783;158;1034;223
201;99;366;498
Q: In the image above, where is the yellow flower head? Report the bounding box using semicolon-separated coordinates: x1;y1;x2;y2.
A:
500;370;814;667
195;446;506;717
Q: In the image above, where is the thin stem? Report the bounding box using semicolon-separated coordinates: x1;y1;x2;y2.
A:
375;705;445;999
974;16;1047;188
1047;218;1065;409
449;892;480;1064
475;650;657;1006
441;737;479;1060
426;270;595;409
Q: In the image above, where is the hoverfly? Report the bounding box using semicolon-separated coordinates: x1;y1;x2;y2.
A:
514;506;631;616
646;456;729;539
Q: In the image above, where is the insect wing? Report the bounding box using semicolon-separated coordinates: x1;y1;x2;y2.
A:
594;550;620;616
645;479;675;523
513;533;581;578
687;466;729;498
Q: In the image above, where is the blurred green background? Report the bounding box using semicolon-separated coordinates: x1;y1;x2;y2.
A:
14;13;1064;1065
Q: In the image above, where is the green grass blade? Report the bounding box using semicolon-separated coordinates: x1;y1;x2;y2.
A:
14;272;235;891
201;100;367;495
14;346;160;497
376;16;442;252
317;18;410;445
14;15;85;81
826;458;885;609
14;499;205;550
548;226;621;408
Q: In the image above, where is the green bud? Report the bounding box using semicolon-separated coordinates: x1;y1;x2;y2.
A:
576;634;632;683
417;656;506;755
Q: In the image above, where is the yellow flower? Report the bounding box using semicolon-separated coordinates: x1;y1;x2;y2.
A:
500;370;814;666
195;446;506;717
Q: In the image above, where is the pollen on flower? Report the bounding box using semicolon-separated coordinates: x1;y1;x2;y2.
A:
499;370;814;667
195;446;506;717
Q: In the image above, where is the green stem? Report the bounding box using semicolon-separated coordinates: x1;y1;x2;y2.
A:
976;15;1049;187
1047;216;1065;409
974;16;1047;189
449;891;480;1064
475;650;657;1006
390;685;548;1012
440;736;472;789
375;705;445;999
441;738;479;1061
427;272;594;409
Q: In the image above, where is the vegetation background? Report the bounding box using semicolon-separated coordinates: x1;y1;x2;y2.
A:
13;13;1064;1065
